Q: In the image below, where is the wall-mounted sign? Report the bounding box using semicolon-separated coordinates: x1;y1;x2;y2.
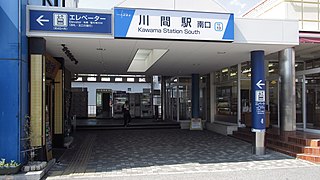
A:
114;8;234;41
190;118;203;130
27;6;112;37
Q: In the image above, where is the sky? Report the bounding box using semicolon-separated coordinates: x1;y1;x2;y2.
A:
217;0;262;15
78;0;263;16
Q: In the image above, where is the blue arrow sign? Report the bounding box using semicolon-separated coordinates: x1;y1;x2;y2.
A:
29;9;112;34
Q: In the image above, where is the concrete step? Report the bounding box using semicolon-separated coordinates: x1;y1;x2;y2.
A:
288;137;320;147
266;139;305;154
304;147;320;155
267;144;298;157
296;154;320;163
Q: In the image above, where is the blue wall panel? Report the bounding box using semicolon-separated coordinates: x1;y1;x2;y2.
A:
0;60;20;161
0;0;29;162
0;1;19;59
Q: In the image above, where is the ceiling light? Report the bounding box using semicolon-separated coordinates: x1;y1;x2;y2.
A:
222;68;228;73
242;68;251;73
230;72;237;77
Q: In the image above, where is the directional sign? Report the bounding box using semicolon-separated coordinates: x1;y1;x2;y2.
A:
251;51;266;131
28;7;112;36
36;15;49;26
256;80;265;89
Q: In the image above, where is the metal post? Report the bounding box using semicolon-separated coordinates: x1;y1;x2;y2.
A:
237;63;241;127
210;72;216;123
176;77;179;122
192;74;200;118
279;48;296;131
161;76;166;121
302;75;306;130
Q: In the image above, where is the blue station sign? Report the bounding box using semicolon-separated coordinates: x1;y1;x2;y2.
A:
114;8;234;41
27;6;112;36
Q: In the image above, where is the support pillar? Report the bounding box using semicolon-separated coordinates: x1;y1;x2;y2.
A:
251;51;266;155
29;37;47;161
209;72;216;123
161;76;166;120
279;48;296;131
192;74;200;118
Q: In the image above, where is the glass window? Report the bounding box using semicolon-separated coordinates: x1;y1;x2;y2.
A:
216;81;238;119
268;62;279;76
241;62;251;78
269;79;279;126
306;73;320;130
221;68;229;81
306;60;313;69
295;62;305;71
229;65;238;79
215;71;221;83
296;77;303;129
313;59;320;68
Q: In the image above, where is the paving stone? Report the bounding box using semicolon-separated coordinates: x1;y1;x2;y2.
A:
46;129;319;179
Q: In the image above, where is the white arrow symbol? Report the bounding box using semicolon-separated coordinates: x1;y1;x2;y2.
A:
256;80;265;89
36;15;49;26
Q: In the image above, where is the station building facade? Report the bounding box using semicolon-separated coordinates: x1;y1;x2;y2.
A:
0;0;304;163
213;0;320;134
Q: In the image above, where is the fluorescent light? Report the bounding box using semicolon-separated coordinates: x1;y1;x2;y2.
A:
222;68;229;73
87;77;96;81
230;72;237;77
242;68;251;73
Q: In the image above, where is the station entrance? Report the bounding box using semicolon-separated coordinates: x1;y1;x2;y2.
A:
20;1;301;169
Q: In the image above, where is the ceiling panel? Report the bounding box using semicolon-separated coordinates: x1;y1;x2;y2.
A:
45;37;296;76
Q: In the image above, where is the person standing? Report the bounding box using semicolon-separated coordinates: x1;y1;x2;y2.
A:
122;100;131;127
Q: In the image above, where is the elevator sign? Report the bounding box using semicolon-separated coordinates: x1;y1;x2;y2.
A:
114;8;234;41
27;6;112;37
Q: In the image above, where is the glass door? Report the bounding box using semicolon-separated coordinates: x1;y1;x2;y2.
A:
179;84;191;120
296;77;303;129
306;73;320;130
269;79;279;126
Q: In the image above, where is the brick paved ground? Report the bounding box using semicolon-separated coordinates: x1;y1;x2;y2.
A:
45;129;318;179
